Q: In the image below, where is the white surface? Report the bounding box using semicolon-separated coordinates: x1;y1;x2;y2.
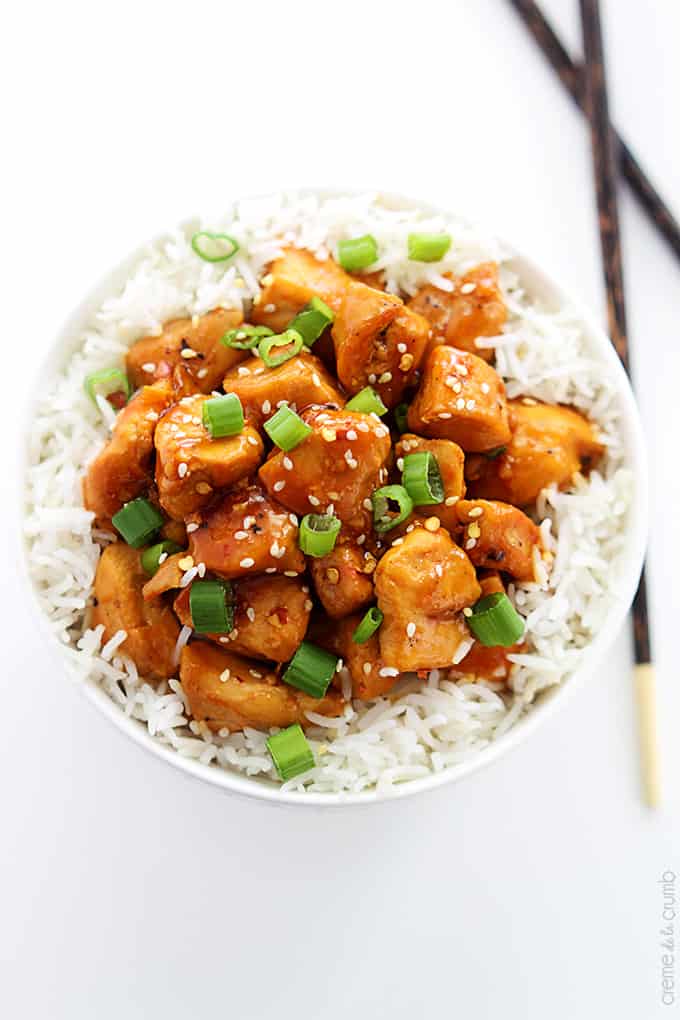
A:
2;0;679;1016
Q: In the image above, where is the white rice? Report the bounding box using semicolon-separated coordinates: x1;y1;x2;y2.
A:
23;191;632;795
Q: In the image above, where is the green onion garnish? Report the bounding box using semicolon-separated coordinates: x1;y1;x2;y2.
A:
407;232;452;262
189;579;234;634
111;498;164;548
283;641;339;698
298;514;341;557
337;234;379;272
345;386;388;416
266;724;315;781
352;606;384;644
394;403;409;433
466;593;525;648
258;329;304;368
263;405;312;450
371;485;413;533
401;451;444;506
202;393;244;438
191;231;239;262
141;540;183;575
287;297;335;347
84;368;131;407
220;324;274;350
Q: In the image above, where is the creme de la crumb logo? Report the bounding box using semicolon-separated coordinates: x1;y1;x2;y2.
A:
660;871;677;1006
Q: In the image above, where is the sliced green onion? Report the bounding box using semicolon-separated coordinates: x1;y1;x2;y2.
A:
263;405;312;450
258;329;303;368
394;403;409;433
484;446;507;460
287;297;335;347
267;724;315;781
401;451;444;506
345;386;388;416
202;393;244;438
191;231;239;262
283;641;338;698
337;234;378;272
371;485;413;533
141;540;183;575
466;593;525;648
352;606;384;644
298;514;341;557
84;368;131;407
407;232;452;262
189;579;234;634
112;498;164;548
220;324;273;350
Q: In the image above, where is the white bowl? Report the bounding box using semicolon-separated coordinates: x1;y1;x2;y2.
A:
20;191;648;807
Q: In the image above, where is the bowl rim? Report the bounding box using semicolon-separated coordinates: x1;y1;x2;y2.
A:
18;187;648;808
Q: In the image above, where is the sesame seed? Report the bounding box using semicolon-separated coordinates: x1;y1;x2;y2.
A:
247;435;259;446
379;667;399;677
458;364;468;376
321;427;336;442
178;462;188;478
460;282;477;294
468;523;481;538
445;496;458;506
304;599;313;612
276;400;289;408
363;662;372;675
265;567;277;573
181;348;199;360
522;397;538;406
468;506;484;517
309;494;320;506
246;607;256;622
465;538;477;550
335;658;344;673
399;353;414;372
283;456;293;471
326;503;335;515
142;362;156;372
463;607;473;617
146;411;159;421
456;398;466;410
325;567;340;584
263;303;276;314
178;555;194;570
243;516;255;528
378;371;392;384
465;399;476;411
424;516;440;532
363;498;373;511
237;366;251;377
261;399;271;414
480;382;490;394
284;570;298;577
356;422;370;432
239;557;255;568
396;457;404;471
219;669;231;683
368;373;377;384
273;480;286;493
196;368;208;379
288;513;298;525
234;530;248;540
438;412;452;419
452;381;462;394
158;552;168;565
312;373;321;386
375;426;389;438
397;343;407;354
196;482;212;494
357;534;366;545
406;524;414;533
391;537;404;546
406;622;416;638
434;564;443;577
186;522;199;533
346;429;357;441
197;562;206;577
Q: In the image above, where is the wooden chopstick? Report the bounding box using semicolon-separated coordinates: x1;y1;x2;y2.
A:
579;0;659;807
508;0;680;266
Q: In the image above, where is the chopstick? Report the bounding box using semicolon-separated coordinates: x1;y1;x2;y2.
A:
508;0;680;266
578;0;659;807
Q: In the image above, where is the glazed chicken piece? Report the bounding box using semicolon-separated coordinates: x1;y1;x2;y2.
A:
309;539;375;619
222;351;344;429
407;346;511;452
374;527;480;671
453;640;522;683
188;484;305;578
173;574;312;663
180;642;344;731
455;499;541;581
332;281;430;407
126;308;248;394
407;262;506;362
91;543;179;680
468;399;605;506
259;407;391;534
251;248;351;332
83;382;173;520
395;434;466;532
154;393;264;520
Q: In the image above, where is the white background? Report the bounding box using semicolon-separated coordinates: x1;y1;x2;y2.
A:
2;1;679;1016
